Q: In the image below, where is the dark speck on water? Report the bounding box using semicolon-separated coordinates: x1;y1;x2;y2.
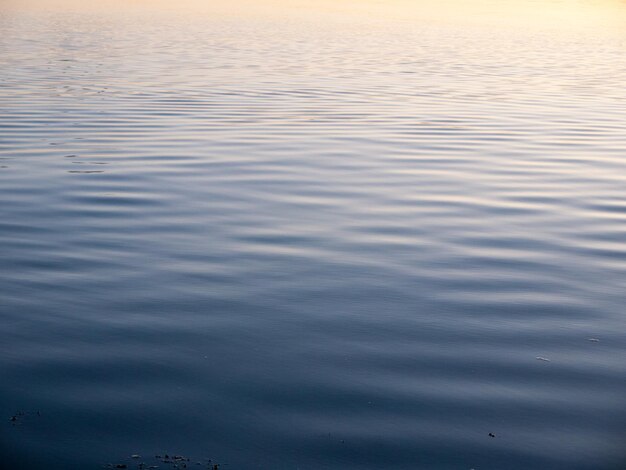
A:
1;1;626;469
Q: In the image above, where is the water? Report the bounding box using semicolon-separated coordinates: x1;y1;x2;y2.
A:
1;1;625;469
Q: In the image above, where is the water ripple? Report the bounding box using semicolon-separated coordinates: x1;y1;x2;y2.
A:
1;2;626;469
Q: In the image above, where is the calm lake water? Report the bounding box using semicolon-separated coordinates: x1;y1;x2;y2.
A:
1;1;625;469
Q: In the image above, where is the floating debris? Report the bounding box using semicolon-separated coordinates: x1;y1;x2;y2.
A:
535;356;551;362
8;410;40;425
107;452;218;470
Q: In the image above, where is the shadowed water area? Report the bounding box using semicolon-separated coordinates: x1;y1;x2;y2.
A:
1;1;626;468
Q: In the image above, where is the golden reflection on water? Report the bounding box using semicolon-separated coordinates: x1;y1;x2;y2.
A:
7;0;626;28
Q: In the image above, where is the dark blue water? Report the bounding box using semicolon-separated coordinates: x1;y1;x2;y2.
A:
1;1;626;469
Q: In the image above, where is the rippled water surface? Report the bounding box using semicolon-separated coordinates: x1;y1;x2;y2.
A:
1;1;626;468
